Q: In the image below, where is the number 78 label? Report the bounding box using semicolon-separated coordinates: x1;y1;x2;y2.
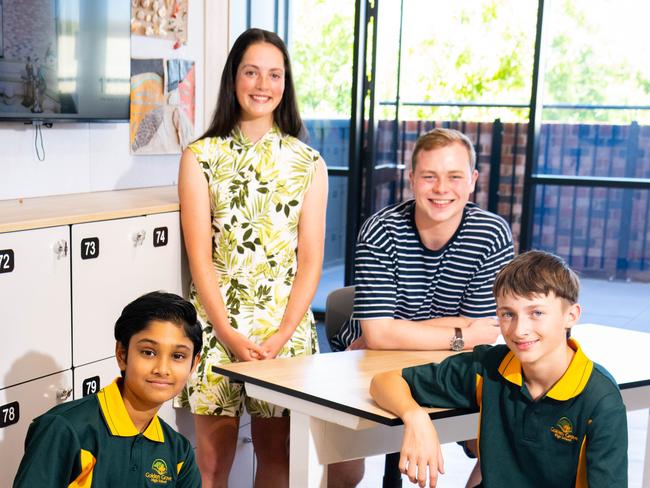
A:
0;401;19;428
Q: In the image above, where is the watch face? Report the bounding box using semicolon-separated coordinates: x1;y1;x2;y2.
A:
451;337;464;351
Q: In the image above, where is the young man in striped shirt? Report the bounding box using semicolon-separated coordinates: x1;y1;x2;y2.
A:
329;128;514;488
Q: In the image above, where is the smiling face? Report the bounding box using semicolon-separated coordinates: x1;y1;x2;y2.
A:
409;142;478;236
496;292;580;370
235;42;285;125
116;319;198;411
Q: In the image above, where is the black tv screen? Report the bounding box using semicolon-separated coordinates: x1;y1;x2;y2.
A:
0;0;130;122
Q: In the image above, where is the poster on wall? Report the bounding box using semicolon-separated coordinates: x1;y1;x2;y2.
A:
131;0;188;48
130;58;195;155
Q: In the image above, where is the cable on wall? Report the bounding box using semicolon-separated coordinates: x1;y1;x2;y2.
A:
30;121;52;161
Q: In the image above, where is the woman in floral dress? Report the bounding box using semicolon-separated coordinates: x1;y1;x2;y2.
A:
174;28;328;487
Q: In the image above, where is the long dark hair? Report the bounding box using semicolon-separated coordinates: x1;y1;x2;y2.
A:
201;28;304;139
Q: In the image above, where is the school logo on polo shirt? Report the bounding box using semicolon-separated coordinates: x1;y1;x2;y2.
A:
550;417;578;443
145;458;172;484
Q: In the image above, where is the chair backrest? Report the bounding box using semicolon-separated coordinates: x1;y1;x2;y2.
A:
324;286;355;340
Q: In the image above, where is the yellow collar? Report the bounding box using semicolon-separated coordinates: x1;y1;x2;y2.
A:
97;378;164;442
498;338;593;401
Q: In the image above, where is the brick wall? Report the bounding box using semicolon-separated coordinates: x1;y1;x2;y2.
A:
305;118;650;281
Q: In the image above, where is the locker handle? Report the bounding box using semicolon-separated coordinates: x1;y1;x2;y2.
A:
132;230;146;247
56;388;73;401
53;239;68;259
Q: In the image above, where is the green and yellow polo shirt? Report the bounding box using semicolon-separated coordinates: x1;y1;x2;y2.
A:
402;339;627;488
13;378;200;488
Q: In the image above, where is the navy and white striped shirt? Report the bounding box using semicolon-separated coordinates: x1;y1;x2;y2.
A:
330;200;514;351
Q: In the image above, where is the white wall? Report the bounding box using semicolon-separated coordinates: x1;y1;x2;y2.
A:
0;0;230;202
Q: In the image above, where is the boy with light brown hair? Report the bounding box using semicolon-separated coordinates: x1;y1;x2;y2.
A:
370;250;627;487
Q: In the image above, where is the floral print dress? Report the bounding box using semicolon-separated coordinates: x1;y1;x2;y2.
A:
174;126;320;417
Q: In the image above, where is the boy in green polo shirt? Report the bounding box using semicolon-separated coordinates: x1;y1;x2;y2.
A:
370;251;627;488
13;291;203;488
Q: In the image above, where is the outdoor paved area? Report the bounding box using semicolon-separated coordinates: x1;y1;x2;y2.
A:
314;264;650;334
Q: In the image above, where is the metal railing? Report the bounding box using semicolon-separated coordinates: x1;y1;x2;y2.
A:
304;117;650;281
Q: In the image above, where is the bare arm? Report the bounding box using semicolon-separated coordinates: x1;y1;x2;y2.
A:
360;316;499;351
370;370;444;487
260;158;328;358
178;148;264;361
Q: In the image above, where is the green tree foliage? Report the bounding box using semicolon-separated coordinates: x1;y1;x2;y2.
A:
385;0;536;122
543;0;650;123
290;0;354;117
289;0;650;123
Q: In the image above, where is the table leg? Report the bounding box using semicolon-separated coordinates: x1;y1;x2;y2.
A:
290;411;327;488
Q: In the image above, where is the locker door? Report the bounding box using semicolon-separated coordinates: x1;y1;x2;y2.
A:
144;212;194;445
72;217;147;366
0;226;71;389
229;413;255;488
143;212;188;297
0;370;73;487
72;357;117;400
157;401;196;447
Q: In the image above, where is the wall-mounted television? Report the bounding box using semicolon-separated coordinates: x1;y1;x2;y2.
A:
0;0;130;123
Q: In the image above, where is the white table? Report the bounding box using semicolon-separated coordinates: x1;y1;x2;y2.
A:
215;324;650;487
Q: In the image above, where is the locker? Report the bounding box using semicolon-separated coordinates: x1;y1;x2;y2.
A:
0;370;73;487
157;401;197;447
229;414;256;488
143;212;188;296
72;356;118;400
0;226;71;389
72;217;149;366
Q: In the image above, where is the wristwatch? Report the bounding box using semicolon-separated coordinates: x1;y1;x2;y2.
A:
450;327;464;351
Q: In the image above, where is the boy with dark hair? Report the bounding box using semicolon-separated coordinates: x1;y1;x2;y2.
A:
14;291;203;487
370;251;627;488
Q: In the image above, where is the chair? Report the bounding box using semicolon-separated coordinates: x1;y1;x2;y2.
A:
324;285;355;341
324;285;402;487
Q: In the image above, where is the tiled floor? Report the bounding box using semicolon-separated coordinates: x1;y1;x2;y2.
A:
579;278;650;333
314;275;650;487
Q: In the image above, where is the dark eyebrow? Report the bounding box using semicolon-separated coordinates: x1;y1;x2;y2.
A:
240;64;284;72
136;338;191;350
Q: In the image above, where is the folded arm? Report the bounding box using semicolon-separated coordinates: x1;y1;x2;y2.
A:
360;316;499;350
